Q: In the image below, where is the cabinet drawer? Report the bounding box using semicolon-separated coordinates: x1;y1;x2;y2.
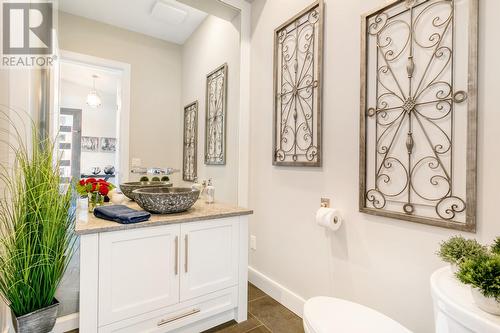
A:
98;287;237;333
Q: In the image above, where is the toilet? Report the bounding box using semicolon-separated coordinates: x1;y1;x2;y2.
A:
303;297;412;333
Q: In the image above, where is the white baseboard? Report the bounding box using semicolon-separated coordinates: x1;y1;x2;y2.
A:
52;313;79;333
248;266;306;318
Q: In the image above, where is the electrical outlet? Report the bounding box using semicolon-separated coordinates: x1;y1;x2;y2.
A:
250;235;257;250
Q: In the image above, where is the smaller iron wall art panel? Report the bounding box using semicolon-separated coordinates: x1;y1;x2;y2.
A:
360;0;478;231
183;101;198;182
273;1;324;167
205;64;228;165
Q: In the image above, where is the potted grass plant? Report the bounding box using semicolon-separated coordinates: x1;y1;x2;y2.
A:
0;122;76;333
491;237;500;255
436;236;487;273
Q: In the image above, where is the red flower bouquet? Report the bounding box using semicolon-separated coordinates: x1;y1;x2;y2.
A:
76;178;115;212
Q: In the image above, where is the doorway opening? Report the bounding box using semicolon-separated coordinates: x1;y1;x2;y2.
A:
53;51;130;332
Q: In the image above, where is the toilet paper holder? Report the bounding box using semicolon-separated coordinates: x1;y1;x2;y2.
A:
319;198;340;225
320;198;330;208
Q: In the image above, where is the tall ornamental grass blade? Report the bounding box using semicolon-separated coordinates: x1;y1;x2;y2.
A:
0;110;76;317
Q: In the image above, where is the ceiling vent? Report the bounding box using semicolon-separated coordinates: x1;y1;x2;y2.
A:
151;0;188;25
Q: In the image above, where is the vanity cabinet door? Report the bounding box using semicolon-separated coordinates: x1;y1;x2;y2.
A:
180;218;239;301
98;225;181;326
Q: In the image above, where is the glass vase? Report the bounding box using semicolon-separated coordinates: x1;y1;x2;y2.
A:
88;192;104;213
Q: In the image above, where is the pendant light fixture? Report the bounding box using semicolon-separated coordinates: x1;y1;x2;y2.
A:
86;75;102;108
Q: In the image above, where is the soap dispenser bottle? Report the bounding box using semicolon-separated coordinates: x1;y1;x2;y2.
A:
205;179;215;204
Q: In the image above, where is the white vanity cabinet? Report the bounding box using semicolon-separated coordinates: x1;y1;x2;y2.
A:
77;203;251;333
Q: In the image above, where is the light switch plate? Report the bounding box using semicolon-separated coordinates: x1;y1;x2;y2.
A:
250;235;257;250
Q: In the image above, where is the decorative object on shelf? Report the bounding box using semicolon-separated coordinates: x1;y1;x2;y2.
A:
81;136;99;152
104;165;115;175
359;0;478;231
183;101;198;181
272;1;324;167
131;167;179;175
0;124;76;333
205;64;228;165
77;178;116;212
436;236;487;273
91;166;101;175
161;176;170;182
140;176;149;182
86;74;102;108
99;137;117;153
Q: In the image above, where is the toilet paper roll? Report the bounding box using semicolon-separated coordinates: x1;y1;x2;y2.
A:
315;207;342;231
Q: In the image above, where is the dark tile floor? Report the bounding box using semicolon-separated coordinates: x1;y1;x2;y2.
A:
203;284;304;333
66;284;304;333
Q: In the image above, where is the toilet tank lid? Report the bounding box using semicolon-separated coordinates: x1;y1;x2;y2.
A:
303;297;412;333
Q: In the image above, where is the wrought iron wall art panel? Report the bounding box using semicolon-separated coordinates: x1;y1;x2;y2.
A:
273;1;324;167
205;64;228;165
183;101;198;182
359;0;478;231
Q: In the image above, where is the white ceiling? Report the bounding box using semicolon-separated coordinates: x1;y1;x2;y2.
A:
59;0;208;45
60;61;120;95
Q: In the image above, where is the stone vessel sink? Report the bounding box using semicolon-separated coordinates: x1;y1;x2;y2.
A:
133;187;200;214
120;181;173;201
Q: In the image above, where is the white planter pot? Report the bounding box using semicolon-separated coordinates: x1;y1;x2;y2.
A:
471;287;500;316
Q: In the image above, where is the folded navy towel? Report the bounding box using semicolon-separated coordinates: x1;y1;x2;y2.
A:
94;205;151;224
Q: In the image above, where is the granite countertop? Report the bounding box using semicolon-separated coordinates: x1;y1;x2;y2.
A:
75;200;253;235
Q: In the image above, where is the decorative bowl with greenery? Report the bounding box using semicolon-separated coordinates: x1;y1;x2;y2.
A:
0;121;76;333
437;236;500;316
436;236;487;270
457;253;500;315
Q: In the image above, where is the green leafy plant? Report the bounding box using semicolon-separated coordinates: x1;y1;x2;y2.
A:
491;237;500;255
0;118;76;317
436;236;487;265
457;253;500;301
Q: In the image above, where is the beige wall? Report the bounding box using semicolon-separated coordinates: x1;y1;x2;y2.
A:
248;0;500;332
181;15;241;203
58;12;183;183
